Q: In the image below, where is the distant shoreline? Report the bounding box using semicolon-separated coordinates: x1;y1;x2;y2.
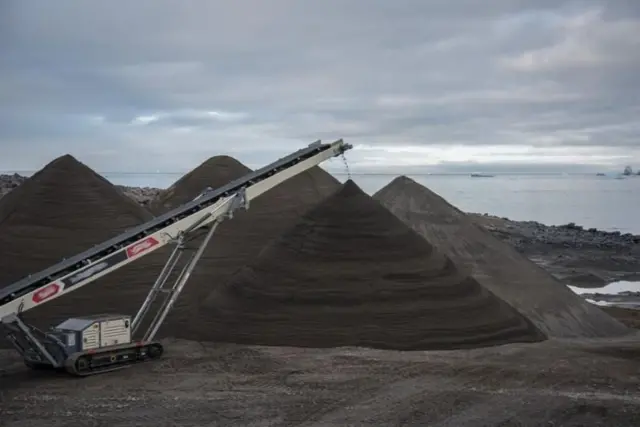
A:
3;172;639;237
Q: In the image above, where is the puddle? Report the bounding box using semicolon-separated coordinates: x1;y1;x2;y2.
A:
569;281;640;295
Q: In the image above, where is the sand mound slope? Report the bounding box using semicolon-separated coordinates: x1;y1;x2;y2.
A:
148;155;252;214
199;180;545;350
0;155;160;344
374;176;629;338
144;157;341;339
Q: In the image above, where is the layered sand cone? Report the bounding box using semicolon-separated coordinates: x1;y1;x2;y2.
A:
0;155;162;346
199;180;545;350
374;176;629;338
147;156;341;339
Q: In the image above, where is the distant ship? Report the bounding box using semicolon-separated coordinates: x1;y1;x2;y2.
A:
596;173;606;176
623;166;633;176
470;173;495;178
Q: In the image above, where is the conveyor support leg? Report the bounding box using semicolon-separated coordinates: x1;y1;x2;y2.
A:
133;189;248;342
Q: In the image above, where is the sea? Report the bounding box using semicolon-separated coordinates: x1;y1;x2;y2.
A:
103;172;640;235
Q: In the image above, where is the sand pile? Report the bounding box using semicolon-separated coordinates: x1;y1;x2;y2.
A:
374;176;630;338
0;155;161;345
147;157;341;339
198;180;545;350
148;155;252;214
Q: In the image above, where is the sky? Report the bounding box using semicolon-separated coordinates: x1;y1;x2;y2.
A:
2;0;640;176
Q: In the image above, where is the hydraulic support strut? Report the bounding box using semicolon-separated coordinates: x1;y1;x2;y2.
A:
3;312;64;368
132;189;249;341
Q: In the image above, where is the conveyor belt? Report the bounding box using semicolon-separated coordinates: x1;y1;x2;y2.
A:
0;139;351;315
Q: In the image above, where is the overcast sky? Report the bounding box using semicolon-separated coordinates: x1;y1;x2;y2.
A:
2;0;640;175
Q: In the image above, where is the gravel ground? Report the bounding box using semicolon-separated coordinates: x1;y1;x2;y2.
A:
2;336;640;426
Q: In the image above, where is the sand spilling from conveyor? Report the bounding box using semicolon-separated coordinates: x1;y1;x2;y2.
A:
198;180;545;350
374;176;630;338
147;157;341;339
0;155;165;347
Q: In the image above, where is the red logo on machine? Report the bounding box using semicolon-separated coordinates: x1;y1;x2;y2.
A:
126;237;159;258
32;283;61;304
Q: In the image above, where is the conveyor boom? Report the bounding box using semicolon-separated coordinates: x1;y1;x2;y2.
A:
0;139;352;320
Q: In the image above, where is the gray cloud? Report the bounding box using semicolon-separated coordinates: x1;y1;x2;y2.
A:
1;0;640;174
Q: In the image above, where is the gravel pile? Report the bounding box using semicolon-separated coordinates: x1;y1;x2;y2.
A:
374;175;630;338
0;173;161;205
147;159;341;339
0;155;162;346
199;180;545;350
148;155;251;214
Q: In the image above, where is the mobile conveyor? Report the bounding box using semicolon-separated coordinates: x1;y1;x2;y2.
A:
0;139;352;376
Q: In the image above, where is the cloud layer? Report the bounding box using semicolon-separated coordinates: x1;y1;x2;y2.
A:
2;0;639;173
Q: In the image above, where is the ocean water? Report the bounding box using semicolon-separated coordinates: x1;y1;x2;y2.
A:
104;172;640;234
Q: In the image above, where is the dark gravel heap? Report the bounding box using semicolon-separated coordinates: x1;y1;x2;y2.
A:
0;173;161;205
146;158;341;339
0;155;161;346
148;155;251;214
374;175;630;339
199;180;545;350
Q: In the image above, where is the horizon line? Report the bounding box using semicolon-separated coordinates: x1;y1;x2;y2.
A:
0;171;633;177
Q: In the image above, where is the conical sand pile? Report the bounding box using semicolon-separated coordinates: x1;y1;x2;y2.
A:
374;176;629;338
148;155;252;214
0;155;161;346
199;180;545;350
148;157;341;339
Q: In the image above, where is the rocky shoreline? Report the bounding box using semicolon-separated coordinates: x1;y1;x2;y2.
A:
474;214;640;250
2;173;639;290
469;212;640;287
